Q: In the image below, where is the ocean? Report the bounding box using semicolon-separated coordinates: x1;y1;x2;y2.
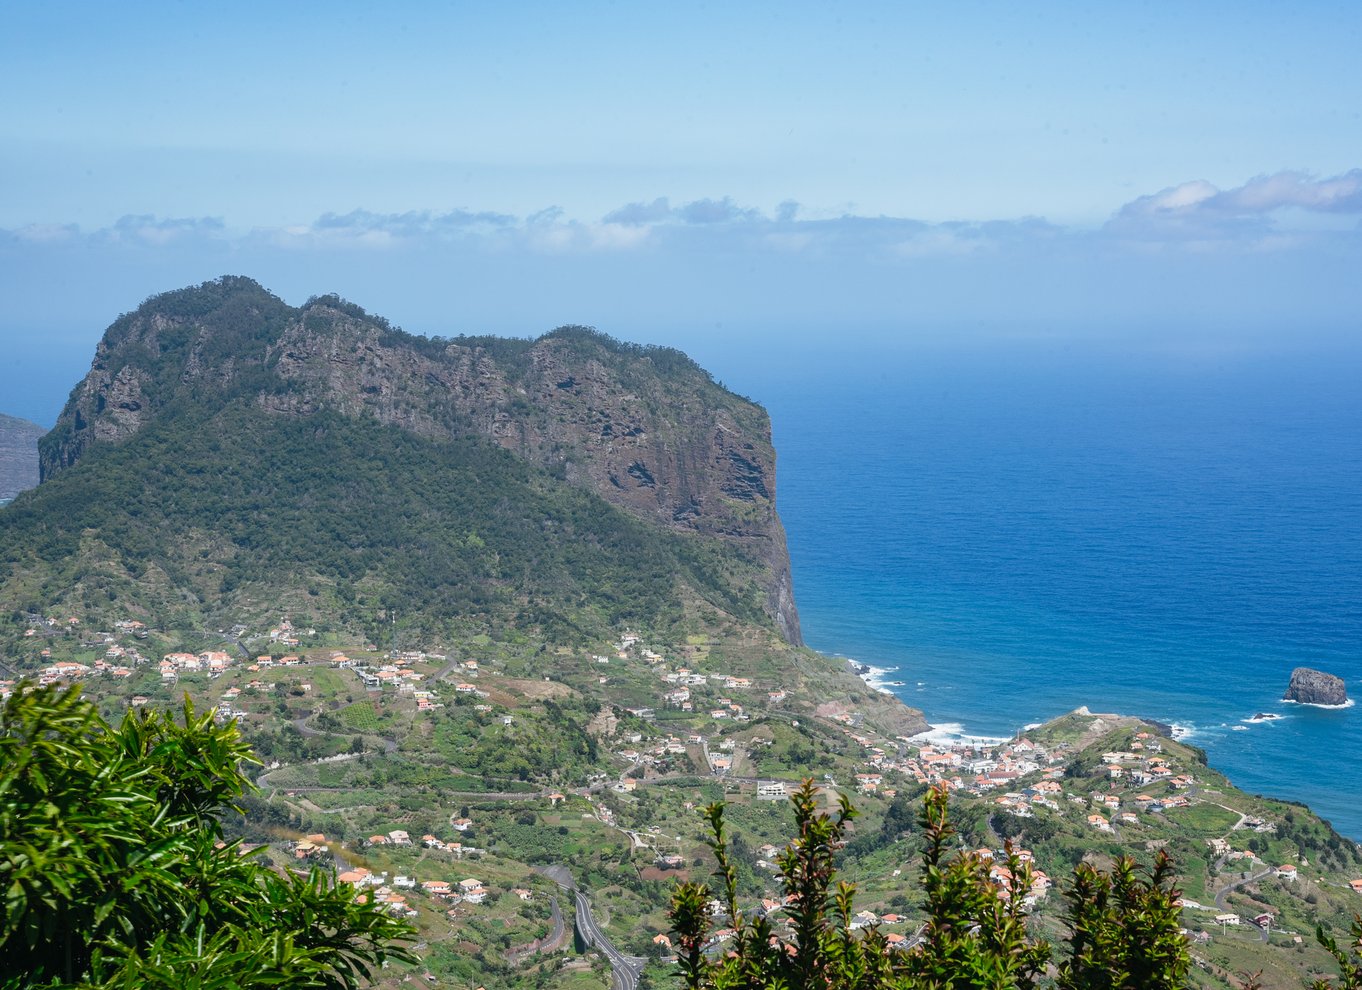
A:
742;342;1362;838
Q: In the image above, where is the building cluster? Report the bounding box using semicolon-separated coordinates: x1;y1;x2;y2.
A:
161;650;237;681
289;826;497;920
338;869;495;917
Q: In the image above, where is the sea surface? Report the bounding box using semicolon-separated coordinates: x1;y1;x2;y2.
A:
746;343;1362;839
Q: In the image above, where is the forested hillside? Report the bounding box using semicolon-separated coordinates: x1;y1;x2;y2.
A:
1;278;794;647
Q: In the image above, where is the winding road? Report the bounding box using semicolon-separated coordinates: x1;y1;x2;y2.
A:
506;895;566;964
538;866;646;990
1213;866;1274;943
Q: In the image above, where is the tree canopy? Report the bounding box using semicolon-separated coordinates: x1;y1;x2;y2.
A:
0;684;415;989
670;781;1190;990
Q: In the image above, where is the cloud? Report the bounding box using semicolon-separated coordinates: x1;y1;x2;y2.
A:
602;197;672;226
1212;170;1362;214
600;196;764;227
4;169;1358;265
312;208;516;236
677;197;762;225
1108;169;1362;245
1117;180;1221;219
104;214;225;246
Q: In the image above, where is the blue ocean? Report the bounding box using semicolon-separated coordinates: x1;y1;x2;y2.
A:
740;343;1362;838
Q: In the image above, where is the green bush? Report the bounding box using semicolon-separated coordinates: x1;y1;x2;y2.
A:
670;781;1190;990
0;683;415;989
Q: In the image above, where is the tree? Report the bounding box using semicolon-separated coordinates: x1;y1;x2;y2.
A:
669;781;1187;990
0;683;415;989
1312;915;1362;990
1055;853;1189;989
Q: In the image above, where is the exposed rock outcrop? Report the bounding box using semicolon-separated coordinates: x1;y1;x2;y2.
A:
1284;667;1348;706
0;413;44;501
38;277;803;643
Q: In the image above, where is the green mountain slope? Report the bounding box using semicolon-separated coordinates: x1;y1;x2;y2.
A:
1;277;794;646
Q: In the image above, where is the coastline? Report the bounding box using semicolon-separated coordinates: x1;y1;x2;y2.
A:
843;657;903;696
835;649;1361;840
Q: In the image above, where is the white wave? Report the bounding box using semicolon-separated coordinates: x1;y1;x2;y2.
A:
1241;712;1285;724
1169;723;1198;741
1231;725;1249;731
1282;697;1355;710
909;722;1011;748
1023;722;1043;731
842;658;901;696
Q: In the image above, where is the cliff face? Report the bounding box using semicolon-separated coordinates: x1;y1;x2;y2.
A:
0;413;44;501
40;277;802;643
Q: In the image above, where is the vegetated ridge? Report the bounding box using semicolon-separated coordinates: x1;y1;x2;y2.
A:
5;276;799;646
0;412;43;501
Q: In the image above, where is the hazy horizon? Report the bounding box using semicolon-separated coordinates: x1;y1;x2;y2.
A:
4;1;1360;423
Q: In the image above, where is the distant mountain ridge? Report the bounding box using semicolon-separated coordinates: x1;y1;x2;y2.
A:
9;276;800;644
0;413;44;501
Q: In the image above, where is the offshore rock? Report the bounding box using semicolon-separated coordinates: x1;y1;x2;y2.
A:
1284;667;1348;706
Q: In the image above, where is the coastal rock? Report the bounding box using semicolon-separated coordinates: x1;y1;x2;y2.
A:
1283;667;1348;706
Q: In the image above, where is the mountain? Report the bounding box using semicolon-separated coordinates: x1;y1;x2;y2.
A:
0;413;44;502
4;276;799;646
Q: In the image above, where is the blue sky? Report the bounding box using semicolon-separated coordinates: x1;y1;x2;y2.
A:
3;1;1361;423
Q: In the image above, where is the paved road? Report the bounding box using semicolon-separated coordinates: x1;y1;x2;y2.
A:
538;866;645;990
1213;868;1274;943
1214;868;1272;911
506;894;566;963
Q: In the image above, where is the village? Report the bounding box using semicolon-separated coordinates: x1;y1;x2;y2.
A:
8;613;1362;985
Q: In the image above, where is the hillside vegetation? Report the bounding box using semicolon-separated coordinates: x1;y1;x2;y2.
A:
2;277;790;647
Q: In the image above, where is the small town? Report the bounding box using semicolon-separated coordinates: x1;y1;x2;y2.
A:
10;611;1362;990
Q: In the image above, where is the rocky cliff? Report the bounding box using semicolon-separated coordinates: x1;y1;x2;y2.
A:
38;276;801;643
0;413;44;501
1283;667;1348;706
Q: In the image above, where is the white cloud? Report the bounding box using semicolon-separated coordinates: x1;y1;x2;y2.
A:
4;170;1359;264
1118;180;1220;218
104;214;225;246
1107;169;1362;246
602;197;672;226
677;197;761;225
1212;170;1362;214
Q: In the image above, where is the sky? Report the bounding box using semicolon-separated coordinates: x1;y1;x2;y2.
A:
3;1;1361;424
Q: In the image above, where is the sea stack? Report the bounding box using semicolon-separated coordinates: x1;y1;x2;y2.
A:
1283;667;1348;706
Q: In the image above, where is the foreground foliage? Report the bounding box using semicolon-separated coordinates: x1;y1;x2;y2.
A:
670;780;1190;990
0;684;415;989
